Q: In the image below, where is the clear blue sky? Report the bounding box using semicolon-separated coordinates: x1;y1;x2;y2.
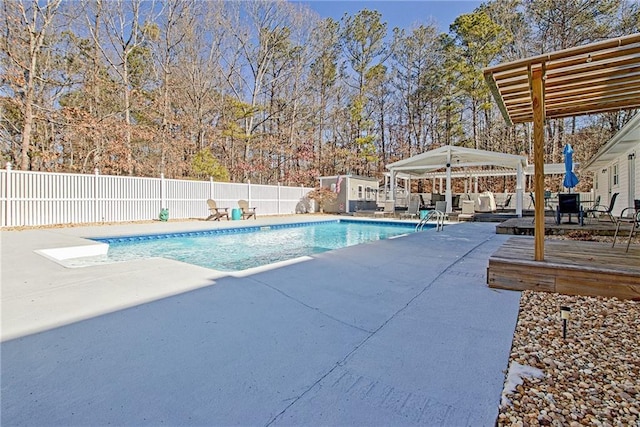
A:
294;0;483;33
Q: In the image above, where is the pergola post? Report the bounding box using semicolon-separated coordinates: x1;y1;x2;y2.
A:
532;69;546;261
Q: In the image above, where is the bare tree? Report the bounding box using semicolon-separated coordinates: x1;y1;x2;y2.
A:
90;0;157;175
1;0;63;170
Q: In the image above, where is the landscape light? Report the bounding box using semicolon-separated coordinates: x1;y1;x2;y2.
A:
560;306;571;339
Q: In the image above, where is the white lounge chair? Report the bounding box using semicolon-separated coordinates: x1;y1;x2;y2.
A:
458;200;475;221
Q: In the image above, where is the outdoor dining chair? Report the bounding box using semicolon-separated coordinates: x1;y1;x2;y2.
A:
585;192;618;223
612;206;640;252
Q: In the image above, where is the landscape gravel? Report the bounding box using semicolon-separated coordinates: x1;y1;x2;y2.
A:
498;289;639;426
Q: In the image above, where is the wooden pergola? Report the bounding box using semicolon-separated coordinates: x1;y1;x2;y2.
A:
484;33;640;261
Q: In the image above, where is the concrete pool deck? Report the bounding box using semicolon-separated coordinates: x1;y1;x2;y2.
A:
1;216;521;426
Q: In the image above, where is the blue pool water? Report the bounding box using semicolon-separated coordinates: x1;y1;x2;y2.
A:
91;220;420;271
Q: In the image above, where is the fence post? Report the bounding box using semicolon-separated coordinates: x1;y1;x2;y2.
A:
247;179;251;205
93;168;99;223
277;182;281;215
5;162;11;227
210;176;214;200
160;173;167;218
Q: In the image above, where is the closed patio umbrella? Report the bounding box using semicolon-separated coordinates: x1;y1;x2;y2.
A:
563;144;579;191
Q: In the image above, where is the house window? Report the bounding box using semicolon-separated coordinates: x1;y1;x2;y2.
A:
365;186;372;200
594;173;598;190
358;185;364;199
613;163;619;186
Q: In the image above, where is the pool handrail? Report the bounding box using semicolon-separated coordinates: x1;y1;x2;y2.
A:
416;210;446;232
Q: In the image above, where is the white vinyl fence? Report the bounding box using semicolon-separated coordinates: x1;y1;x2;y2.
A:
0;164;314;227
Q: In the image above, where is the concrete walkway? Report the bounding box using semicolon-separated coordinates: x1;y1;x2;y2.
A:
1;217;521;426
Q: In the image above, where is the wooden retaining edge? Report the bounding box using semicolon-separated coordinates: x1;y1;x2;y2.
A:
488;258;640;300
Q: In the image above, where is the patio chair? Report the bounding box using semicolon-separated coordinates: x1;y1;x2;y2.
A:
400;198;420;219
585;192;618;223
206;199;229;221
528;191;555;223
458;200;475;221
476;192;496;213
433;200;448;222
496;194;512;211
238;199;257;219
612;206;640;252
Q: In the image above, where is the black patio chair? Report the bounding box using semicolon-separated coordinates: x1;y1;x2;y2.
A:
585;192;618;223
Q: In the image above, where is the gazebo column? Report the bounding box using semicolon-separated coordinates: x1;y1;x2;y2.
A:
516;162;523;217
390;170;396;208
445;147;452;213
532;69;546;261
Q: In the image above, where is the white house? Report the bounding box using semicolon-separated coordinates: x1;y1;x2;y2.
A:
583;113;640;216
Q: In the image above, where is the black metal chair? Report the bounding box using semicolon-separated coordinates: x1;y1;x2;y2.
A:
585;192;618;222
555;193;583;225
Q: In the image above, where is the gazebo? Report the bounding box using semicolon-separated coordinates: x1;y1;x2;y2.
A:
483;33;640;261
386;145;528;216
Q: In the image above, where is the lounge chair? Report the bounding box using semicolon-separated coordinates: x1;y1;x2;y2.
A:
434;200;448;221
374;201;395;217
238;199;256;219
496;194;512;211
206;199;229;221
612;206;640;252
400;198;420;219
585;192;618;223
458;200;475;221
476;192;496;213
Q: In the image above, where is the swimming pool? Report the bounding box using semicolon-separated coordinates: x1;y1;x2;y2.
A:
89;219;422;272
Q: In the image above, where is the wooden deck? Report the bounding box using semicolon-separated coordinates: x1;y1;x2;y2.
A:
495;216;621;236
488;236;640;300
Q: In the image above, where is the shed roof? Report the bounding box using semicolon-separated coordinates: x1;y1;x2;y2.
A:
483;33;640;125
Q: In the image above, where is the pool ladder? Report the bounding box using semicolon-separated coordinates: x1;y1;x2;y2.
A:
415;210;446;232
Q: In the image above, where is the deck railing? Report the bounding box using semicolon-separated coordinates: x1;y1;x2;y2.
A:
0;164;313;227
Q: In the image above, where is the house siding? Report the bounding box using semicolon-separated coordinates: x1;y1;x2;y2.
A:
592;144;639;216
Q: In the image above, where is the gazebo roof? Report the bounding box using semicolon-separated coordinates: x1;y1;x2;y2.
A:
483;33;640;126
386;145;527;178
